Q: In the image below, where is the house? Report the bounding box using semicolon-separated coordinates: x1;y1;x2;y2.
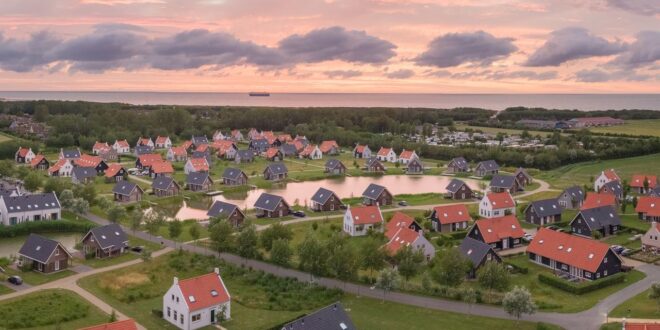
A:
207;201;245;227
152;176;181;197
398;149;418;165
474;160;499;177
98;148;119;163
514;167;533;187
641;222;660;254
362;183;393;206
405;158;424;174
254;193;290;218
353;144;372;158
112;140;130;154
364;157;386;173
150;161;175;179
221;168;248;186
59;148;81;160
104;163;127;183
376;147;397;163
230;129;243;141
636;196;660;221
581;192;617;210
72;167;97;184
48;159;74;177
277;134;292;144
167;146;188;162
247;128;260;140
137;137;155;148
650;187;660;197
299;144;322;160
18;234;70;273
81;223;128;259
213;141;238;160
263;163;288;181
459;237;502;278
184;158;209;174
135;145;155;156
310;187;343;212
467;215;524;250
15;147;36;163
186;172;214;192
80;319;138;330
319;140;340;155
570;205;621;238
524;198;562;225
163;268;231;330
112;181;144;203
557;186;585;209
234;150;255;164
479;192;515;218
385;225;435;259
0;192;61;225
155;136;173;149
447;157;469;173
74;154;108;174
212;130;225;141
279;144;298;158
445;179;474;200
265;147;284;161
180;140;194;152
137;154;163;170
598;180;624;202
324;159;346;175
594;169;620;192
29;154;49;170
92;141;111;155
489;174;522;194
343;205;383;236
430;204;471;232
248;138;270;153
280;302;356;330
385;212;422;234
631;175;658;194
527;228;622;281
622;322;660;330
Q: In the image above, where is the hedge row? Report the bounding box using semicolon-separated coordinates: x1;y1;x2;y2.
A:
504;261;529;274
538;272;625;295
0;220;94;238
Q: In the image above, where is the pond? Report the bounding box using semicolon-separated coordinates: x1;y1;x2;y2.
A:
0;232;82;259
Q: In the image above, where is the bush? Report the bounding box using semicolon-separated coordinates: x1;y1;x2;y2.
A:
448;231;467;240
0;220;93;238
538;272;625;294
504;261;529;274
151;309;163;318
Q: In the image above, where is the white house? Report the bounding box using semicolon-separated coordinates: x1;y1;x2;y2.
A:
48;159;74;177
113;140;131;154
479;192;516;218
353;144;372;158
641;221;660;255
163;268;231;330
594;169;620;192
184;158;209;174
300;145;322;160
155;136;173;149
15;147;36;163
398;149;418;165
0;192;61;226
343;205;383;237
230;130;244;141
212;130;225;141
376;147;397;163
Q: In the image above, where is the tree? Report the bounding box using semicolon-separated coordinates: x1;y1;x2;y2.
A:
621;199;628;213
79;184;97;204
395;246;424;287
209;220;235;253
140;249;152;262
632;196;638;208
297;233;326;280
168;220;183;244
188;222;201;244
0;160;15;177
96;196;113;211
44;177;68;195
129;209;142;233
375;268;399;302
144;211;165;238
503;286;537;322
23;172;42;191
361;238;386;278
108;310;117;323
477;262;511;293
462;288;478;315
59;189;74;209
325;233;360;283
649;282;660;312
107;205;126;223
431;247;470;286
71;198;90;215
260;222;293;251
236;225;259;260
270;238;293;267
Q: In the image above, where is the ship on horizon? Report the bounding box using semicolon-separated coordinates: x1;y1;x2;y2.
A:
248;92;270;97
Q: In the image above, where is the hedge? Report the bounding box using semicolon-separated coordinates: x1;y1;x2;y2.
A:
0;220;94;238
538;272;625;294
504;261;529;274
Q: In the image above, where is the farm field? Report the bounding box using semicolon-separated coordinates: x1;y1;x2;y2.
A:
588;119;660;137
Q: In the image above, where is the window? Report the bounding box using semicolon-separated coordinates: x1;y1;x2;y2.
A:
181;316;184;325
604;270;608;276
604;257;607;263
55;249;59;256
167;307;171;317
174;311;177;321
192;314;201;322
171;294;174;301
176;297;179;303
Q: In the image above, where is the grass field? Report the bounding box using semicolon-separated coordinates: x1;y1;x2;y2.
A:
0;132;14;143
454;123;555;137
589;119;660;137
609;288;660;319
0;284;13;295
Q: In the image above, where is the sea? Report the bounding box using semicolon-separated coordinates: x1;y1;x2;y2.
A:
0;91;658;111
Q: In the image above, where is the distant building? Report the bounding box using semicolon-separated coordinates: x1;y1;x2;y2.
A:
557;186;585;209
112;181;144;203
446;157;469;173
152;176;181;197
0;192;61;226
445;179;474;200
362;183;393;206
568;116;624;128
353;144;371;158
343;205;383;237
324;159;346;175
570;205;621;238
594;169;620;192
479;192;515;218
641;222;660;255
310;187;343;212
254;193;290;218
459;237;501;278
430;204;471;232
474;160;499;177
207;201;245;227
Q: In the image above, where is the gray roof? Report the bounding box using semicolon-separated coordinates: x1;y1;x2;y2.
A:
250;139;270;150
576;205;622;230
407;158;423;168
325;159;344;169
601;180;623;197
648;186;660;197
280;144;298;156
459;237;495;267
362;183;388;200
112;181;141;196
477;160;500;171
265;163;288;175
72;167;97;181
207;200;241;218
152;176;177;190
525;198;562;217
489;175;517;189
449;157;469;170
61;149;80;158
19;234;68;263
446;179;468;193
280;302;356;330
561;186;585;202
311;187;338;205
2;192;60;214
236;150;255;161
365;157;383;168
86;224;128;250
135;145;154;155
222;168;246;181
186;172;212;186
192;135;209;145
515;167;532;179
254;192;287;212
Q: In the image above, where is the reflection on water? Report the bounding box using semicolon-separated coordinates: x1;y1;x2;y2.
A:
0;232;81;258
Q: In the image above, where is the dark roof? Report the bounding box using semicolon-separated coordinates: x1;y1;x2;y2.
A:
459;237;495;267
19;234;68;263
192;135;209;145
2;192;60;213
61;149;81;158
186;172;212;185
207;200;241;218
250;139;270;149
281;302;356;330
311;187;338;205
152;176;177;190
477;160;500;171
601;180;623;197
265;163;288;175
450;157;469;169
112;181;141;196
73;167;97;180
649;186;660;197
365;157;383;168
446;179;468;193
525;198;562;217
222;168;246;181
280;144;298;156
86;224;128;250
515;167;532;179
254;192;286;212
362;183;387;200
325;159;344;169
236;150;255;160
489;175;517;189
407;158;423;168
561;186;585;202
135;145;154;155
576;205;622;230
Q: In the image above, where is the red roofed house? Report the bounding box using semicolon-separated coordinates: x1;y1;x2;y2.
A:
155;136;172;149
642;222;660;255
299;144;322;160
343;205;384;237
163;268;231;330
74;154;109;174
92;141;111;155
264;147;283;161
385;226;435;260
430;204;471;232
527;228;622;281
319;140;339;155
212;140;237;160
112;140;130;154
398;149;418;165
184;158;209;174
136;137;154;148
479;192;515;218
167;146;188;162
150;161;175;178
15;147;35;163
636;196;660;222
230;129;244;141
631;174;658;194
48;159;74;177
180;140;193;152
581;192;617;210
136;154;162;170
467;215;524;250
385;212;422;236
623;322;660;330
353;144;372;159
30;154;50;170
594;169;620;191
105;163;127;182
376;147;397;163
79;319;138;330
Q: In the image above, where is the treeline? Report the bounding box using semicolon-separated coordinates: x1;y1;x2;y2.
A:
495;107;660;122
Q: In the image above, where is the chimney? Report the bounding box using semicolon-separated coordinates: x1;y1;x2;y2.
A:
173;277;178;285
214;267;220;275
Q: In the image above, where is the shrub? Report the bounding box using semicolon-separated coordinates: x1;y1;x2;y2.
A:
504;261;529;274
538;272;625;294
448;231;467;240
151;309;163;318
0;220;93;238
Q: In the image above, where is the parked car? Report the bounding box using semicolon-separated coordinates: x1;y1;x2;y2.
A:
522;233;535;243
7;275;22;285
398;201;408;207
292;211;306;218
611;245;625;254
130;246;144;253
621;248;634;256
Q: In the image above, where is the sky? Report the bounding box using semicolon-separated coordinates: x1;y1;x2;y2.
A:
0;0;658;93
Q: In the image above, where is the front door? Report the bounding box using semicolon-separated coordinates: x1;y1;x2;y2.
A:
55;260;60;271
502;239;509;249
210;309;216;323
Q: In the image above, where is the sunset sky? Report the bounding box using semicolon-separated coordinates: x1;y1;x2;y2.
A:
0;0;658;93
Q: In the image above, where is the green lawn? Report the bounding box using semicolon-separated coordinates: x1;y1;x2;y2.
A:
0;284;14;295
80;234;163;268
0;289;109;330
601;323;622;330
589;119;660;137
610;288;660;319
603;231;642;249
3;268;76;286
0;132;15;143
620;214;652;232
